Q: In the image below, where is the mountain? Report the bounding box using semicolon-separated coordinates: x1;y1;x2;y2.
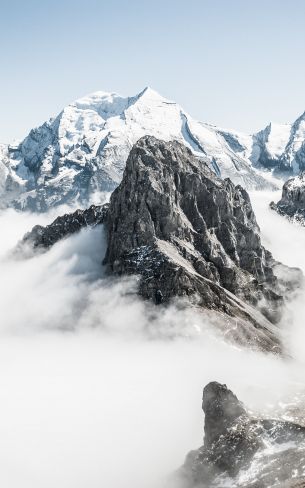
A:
104;136;301;350
3;86;305;212
249;114;305;173
176;382;305;488
0;143;22;207
0;87;272;211
220;113;305;175
252;122;292;168
270;171;305;224
20;204;108;251
22;136;302;352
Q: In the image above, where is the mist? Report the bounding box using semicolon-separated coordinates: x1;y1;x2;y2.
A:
1;193;305;488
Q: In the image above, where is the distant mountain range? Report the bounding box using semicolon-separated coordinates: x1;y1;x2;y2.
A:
1;86;305;211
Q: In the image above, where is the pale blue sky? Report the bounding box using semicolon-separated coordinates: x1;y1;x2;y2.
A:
1;0;305;142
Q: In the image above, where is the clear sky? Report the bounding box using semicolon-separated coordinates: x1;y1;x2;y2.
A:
1;0;305;142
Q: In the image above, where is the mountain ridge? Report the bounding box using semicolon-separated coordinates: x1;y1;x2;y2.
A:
1;86;305;212
0;87;275;211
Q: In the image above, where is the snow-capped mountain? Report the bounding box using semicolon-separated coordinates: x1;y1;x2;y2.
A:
0;87;271;211
253;122;292;168
278;112;305;171
229;114;305;174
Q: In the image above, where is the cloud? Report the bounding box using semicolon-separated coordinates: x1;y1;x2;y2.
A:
0;195;305;487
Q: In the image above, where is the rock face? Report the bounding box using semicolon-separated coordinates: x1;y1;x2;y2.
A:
271;172;305;224
22;136;301;350
178;382;305;488
249;114;305;174
103;136;301;349
21;204;108;249
0;88;273;211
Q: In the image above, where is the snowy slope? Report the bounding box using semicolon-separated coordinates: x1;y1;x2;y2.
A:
253;122;292;169
220;114;305;177
264;123;291;158
0;87;273;211
279;112;305;172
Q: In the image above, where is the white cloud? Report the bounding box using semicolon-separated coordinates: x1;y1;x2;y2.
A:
0;194;305;487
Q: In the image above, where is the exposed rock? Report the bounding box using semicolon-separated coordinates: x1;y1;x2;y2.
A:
5;89;305;212
0;88;274;211
21;204;108;249
177;382;305;488
103;136;301;349
271;172;305;225
20;136;302;351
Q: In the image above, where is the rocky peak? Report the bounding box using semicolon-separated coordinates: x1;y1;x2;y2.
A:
178;382;305;487
202;382;247;447
104;136;298;338
20;136;302;351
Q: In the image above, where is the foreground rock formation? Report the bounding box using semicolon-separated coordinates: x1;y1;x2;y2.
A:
270;172;305;225
176;382;305;488
21;136;302;351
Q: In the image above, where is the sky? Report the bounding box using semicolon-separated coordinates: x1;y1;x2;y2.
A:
1;0;305;142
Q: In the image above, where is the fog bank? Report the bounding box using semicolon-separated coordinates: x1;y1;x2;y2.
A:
0;193;305;487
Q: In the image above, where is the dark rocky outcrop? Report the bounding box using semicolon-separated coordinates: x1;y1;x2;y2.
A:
21;136;303;351
103;136;301;350
17;136;303;352
21;204;108;249
271;172;305;225
177;382;305;488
